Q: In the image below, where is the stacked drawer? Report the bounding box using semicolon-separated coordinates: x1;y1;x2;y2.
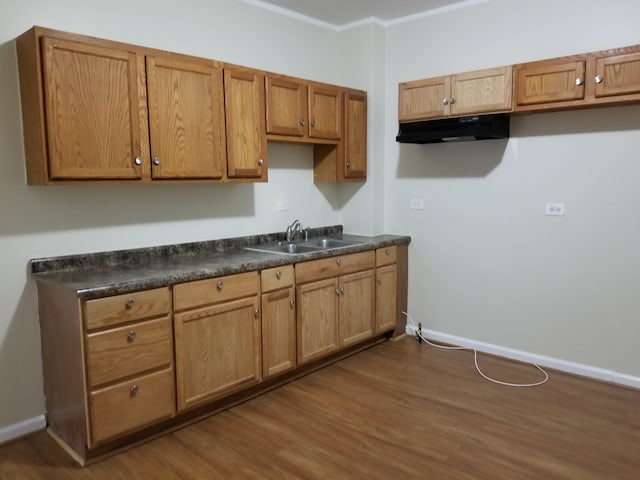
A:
83;287;175;444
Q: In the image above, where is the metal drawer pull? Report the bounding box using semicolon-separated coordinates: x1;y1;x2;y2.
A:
125;298;135;309
129;384;139;397
385;249;391;255
217;281;224;291
276;271;282;279
127;330;136;342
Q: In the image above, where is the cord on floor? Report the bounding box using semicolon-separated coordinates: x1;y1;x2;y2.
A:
403;312;549;387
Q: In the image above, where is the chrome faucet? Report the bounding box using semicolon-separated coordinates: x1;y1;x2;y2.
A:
285;219;302;243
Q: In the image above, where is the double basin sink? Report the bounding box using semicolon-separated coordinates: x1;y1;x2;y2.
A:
246;236;364;255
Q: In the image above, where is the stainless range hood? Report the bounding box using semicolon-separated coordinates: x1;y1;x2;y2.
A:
396;114;510;144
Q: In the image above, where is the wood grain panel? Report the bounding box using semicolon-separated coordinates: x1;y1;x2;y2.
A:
296;277;338;364
85;316;172;387
174;296;261;410
265;75;307;136
224;67;267;179
515;60;586;106
89;367;175;445
343;89;367;180
451;66;513;115
295;250;375;284
260;265;294;293
41;37;143;180
173;271;259;311
595;52;640;97
261;287;296;378
375;264;397;333
398;75;450;121
375;245;396;267
146;54;225;179
84;288;170;330
338;269;374;347
308;83;342;139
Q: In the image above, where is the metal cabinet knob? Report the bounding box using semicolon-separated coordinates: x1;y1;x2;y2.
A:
385;249;391;255
339;287;345;295
346;162;351;168
129;384;139;397
127;330;136;342
594;75;603;84
300;119;305;126
575;77;584;86
450;97;456;105
310;120;316;127
336;258;342;266
290;299;295;308
134;156;142;166
255;309;261;317
377;277;382;284
335;288;341;296
125;299;135;309
217;281;224;291
443;98;449;105
257;158;264;166
276;271;282;279
153;157;161;166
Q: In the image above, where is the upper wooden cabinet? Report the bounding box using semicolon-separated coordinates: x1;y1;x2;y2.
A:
17;27;229;184
398;66;513;122
146;54;226;180
313;88;367;183
515;45;640;112
265;74;342;141
224;66;268;181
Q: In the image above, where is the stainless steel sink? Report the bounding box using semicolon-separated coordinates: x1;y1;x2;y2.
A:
245;237;364;255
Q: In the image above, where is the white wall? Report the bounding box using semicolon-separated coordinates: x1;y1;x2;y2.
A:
0;0;375;434
385;0;640;378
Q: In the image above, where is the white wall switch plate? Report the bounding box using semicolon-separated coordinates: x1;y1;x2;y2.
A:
276;200;289;211
410;198;425;210
545;203;565;216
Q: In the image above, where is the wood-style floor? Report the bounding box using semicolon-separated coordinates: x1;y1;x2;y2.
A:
1;336;638;479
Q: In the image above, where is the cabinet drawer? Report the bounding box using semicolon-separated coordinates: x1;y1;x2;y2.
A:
376;246;397;266
296;251;375;284
89;367;175;444
261;265;294;292
173;271;259;311
84;288;170;330
86;316;173;387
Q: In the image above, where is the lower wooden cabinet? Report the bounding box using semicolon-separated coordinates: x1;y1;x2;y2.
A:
261;265;296;378
173;272;262;411
375;246;398;334
295;251;376;364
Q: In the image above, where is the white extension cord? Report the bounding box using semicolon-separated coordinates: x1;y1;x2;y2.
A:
403;312;549;388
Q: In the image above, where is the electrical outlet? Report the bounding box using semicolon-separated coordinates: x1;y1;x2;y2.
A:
410;199;424;210
545;203;565;216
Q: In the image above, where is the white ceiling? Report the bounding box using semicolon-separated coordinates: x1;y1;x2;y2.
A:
246;0;474;28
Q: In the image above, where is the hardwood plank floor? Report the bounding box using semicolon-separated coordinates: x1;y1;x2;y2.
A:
1;337;638;479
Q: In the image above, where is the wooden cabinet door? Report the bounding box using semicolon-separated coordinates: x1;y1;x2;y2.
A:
225;67;267;180
344;90;367;180
451;67;513;116
265;76;307;136
594;52;640;98
296;277;338;364
338;270;374;348
375;264;397;333
40;37;145;180
174;296;261;411
398;75;450;121
515;60;586;108
261;287;296;378
146;55;226;179
309;84;342;139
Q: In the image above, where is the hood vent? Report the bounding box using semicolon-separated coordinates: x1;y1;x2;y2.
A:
396;114;510;144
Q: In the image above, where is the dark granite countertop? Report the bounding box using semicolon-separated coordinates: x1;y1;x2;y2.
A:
31;226;410;298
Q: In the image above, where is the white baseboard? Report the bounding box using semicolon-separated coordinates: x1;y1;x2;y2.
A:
0;415;46;445
405;325;640;389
